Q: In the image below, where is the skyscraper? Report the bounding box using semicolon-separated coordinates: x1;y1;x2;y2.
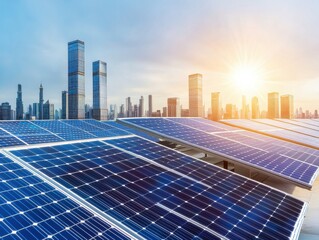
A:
167;97;181;117
268;92;279;118
224;104;235;119
251;96;260;119
211;92;220;121
0;102;11;120
188;73;203;117
126;97;133;117
16;84;23;120
148;95;152;117
241;95;246;119
43;100;54;120
281;94;294;119
68;40;85;119
61;91;68;119
39;84;44;120
33;103;39;119
139;96;144;117
92;60;107;120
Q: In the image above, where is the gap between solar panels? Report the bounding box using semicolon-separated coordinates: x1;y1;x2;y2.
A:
117;118;319;190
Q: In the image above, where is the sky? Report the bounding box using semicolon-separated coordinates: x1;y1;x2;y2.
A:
0;0;319;113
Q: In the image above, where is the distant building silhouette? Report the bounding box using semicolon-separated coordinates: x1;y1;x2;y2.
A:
241;95;246;119
188;73;203;117
139;96;144;117
251;96;260;119
167;98;181;117
211;92;220;121
224;104;236;119
92;60;107;120
43;100;54;120
162;107;168;117
281;94;294;119
181;109;189;117
16;84;23;120
68;40;85;119
39;84;44;120
148;95;152;117
33;103;39;119
0;102;11;120
268;92;279;118
126;97;133;117
61;91;68;119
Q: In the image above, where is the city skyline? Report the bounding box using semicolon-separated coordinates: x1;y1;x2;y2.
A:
0;1;319;112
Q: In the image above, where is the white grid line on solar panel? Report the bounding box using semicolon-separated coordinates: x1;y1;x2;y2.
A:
120;118;318;187
0;121;51;135
0;153;131;240
0;128;25;148
105;136;307;240
222;120;319;149
166;118;319;165
254;119;319;138
28;121;65;141
293;119;319;128
61;120;109;132
277;119;319;131
0;126;28;146
11;142;224;239
11;140;306;240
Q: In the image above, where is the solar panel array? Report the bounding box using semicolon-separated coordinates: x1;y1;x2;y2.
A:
7;137;306;240
119;118;319;189
222;119;319;149
0;152;131;240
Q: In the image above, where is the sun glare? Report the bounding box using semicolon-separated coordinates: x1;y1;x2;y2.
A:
230;64;264;94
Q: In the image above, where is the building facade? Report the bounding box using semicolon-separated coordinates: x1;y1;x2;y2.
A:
92;60;107;120
68;40;85;119
211;92;221;121
188;73;203;117
138;96;144;117
268;92;279;118
61;91;68;119
0;102;11;120
281;94;294;119
39;84;44;120
251;96;260;119
43;100;54;120
16;84;23;120
148;95;152;117
167;97;181;117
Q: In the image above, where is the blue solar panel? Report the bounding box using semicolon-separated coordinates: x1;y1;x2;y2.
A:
102;121;158;142
119;118;319;188
222;119;319;149
0;128;25;148
10;138;307;240
0;153;131;240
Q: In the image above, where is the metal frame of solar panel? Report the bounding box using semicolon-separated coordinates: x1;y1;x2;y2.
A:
222;119;319;150
118;118;319;189
5;136;307;240
169;118;319;167
0;151;133;240
254;119;319;138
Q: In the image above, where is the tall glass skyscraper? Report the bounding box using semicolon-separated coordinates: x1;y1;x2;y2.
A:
16;84;23;120
61;91;68;119
268;92;279;119
188;73;203;117
38;84;44;120
92;60;107;120
68;40;85;119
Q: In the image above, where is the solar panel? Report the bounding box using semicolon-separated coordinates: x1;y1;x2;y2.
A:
9;138;307;240
222;119;319;149
0;128;25;148
0;152;131;240
277;119;319;131
119;118;319;189
254;119;319;138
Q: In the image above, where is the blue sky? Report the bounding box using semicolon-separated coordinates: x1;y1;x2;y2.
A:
0;0;319;112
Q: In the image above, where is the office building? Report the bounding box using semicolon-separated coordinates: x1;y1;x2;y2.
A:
126;97;133;117
33;103;39;119
0;102;11;120
181;109;189;117
251;96;260;119
118;104;125;118
68;40;85;119
148;95;153;117
16;84;23;120
268;92;279;118
39;84;44;120
281;94;294;119
188;73;203;117
43;100;54;120
162;107;168;117
61;91;68;119
139;96;144;117
167;97;181;117
211;92;221;121
224;104;235;119
92;60;107;120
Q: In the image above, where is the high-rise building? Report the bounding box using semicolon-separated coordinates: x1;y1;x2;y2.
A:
61;91;68;119
268;92;279;119
241;95;247;119
281;94;294;119
68;40;85;119
85;104;92;119
148;95;152;117
224;104;236;119
33;103;39;119
92;60;107;120
251;96;260;119
315;110;318;119
0;102;11;120
39;84;44;120
43;100;54;120
188;73;203;117
139;96;144;117
211;92;220;121
162;107;168;117
167;98;181;117
118;104;125;118
16;84;23;120
25;104;32;120
126;97;133;117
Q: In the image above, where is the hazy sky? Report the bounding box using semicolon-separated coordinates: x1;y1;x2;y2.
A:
1;0;319;112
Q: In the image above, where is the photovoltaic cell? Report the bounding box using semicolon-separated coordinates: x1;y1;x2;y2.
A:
10;138;306;240
0;128;25;148
0;153;131;240
119;118;318;188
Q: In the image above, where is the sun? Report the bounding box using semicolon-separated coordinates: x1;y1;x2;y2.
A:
230;63;264;94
